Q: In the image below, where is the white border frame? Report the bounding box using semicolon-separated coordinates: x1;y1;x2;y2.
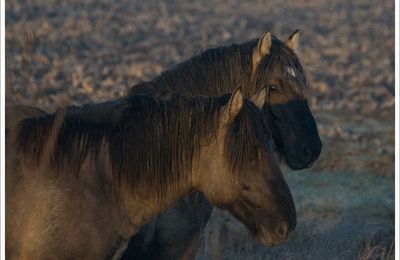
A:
0;1;398;260
1;0;6;258
395;0;399;258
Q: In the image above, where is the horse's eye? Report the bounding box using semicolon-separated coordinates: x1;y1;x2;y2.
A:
269;85;278;92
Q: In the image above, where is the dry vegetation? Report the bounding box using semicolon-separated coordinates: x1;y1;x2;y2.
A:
5;0;394;259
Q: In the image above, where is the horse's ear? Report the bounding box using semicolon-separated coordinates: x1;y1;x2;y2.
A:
252;32;272;70
250;88;266;110
285;29;300;50
222;87;243;124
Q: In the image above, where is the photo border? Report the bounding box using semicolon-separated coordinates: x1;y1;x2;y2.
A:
0;1;397;259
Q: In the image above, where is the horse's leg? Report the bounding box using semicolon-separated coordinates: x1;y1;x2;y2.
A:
202;208;225;260
119;217;158;260
178;235;200;260
153;193;212;260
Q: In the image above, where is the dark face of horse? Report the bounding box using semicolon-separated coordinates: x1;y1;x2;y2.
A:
252;31;322;170
197;88;296;246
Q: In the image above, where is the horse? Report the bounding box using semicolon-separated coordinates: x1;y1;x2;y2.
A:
6;87;296;259
122;31;321;259
129;30;321;169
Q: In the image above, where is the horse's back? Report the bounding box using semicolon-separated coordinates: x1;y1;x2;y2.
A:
5;105;48;208
6;105;47;129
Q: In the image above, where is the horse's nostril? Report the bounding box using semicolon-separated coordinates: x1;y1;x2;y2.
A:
303;146;313;161
276;221;289;238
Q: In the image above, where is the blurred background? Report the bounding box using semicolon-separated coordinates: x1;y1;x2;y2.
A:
6;0;394;259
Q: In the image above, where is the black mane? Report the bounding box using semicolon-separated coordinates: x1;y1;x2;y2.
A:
133;40;256;97
16;93;268;197
129;36;307;99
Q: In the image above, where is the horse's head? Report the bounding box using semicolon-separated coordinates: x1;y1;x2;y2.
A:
251;30;322;170
194;88;296;246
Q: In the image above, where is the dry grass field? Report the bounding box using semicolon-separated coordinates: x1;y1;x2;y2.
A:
6;0;395;259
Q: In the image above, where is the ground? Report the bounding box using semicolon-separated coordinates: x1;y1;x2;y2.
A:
5;0;395;259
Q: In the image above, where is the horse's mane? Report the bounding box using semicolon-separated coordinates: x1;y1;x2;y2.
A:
130;40;256;98
15;93;268;197
129;36;308;99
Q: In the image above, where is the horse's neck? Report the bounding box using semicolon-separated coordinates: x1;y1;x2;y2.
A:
116;180;194;238
149;45;252;96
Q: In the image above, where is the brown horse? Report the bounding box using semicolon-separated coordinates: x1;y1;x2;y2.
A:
123;31;320;259
130;30;321;169
6;88;296;259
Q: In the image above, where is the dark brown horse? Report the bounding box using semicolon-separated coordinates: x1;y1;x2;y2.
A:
122;31;321;259
130;30;321;169
6;88;296;259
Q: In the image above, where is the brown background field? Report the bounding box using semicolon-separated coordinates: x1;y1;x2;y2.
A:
6;0;395;259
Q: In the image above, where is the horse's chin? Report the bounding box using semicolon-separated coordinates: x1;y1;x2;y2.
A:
271;140;318;170
282;151;317;170
268;140;285;165
255;226;289;246
285;157;315;170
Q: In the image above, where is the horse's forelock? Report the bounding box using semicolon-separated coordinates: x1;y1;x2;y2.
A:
224;101;270;176
254;38;309;98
